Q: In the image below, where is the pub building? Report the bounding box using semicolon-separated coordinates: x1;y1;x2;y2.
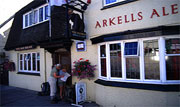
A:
4;0;180;106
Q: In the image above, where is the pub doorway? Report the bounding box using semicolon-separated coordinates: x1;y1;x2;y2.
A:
52;48;72;86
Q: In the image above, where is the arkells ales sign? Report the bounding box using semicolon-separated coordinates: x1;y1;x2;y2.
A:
95;4;179;29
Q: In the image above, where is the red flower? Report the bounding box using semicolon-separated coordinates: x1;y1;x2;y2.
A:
79;58;83;60
77;71;81;73
86;60;89;62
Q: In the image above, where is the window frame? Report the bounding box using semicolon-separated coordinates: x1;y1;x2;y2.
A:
164;37;180;82
18;52;40;73
98;43;108;79
103;0;126;6
23;3;49;29
98;36;180;84
109;41;123;80
142;38;161;82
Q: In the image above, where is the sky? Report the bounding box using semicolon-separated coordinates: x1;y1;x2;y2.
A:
0;0;33;35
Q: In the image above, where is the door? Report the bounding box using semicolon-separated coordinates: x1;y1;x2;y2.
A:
0;64;9;85
52;49;72;86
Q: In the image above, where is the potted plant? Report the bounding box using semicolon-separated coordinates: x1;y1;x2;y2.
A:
72;58;96;80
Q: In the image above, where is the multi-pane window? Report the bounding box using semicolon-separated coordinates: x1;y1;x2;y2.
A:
165;38;180;80
144;40;160;80
29;12;33;26
24;14;29;27
125;42;140;79
110;43;122;78
124;42;138;56
100;45;107;77
34;10;38;24
23;4;49;28
39;7;44;22
19;53;40;73
104;0;126;5
45;5;49;20
99;37;180;84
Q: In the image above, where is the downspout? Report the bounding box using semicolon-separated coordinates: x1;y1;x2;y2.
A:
44;50;47;82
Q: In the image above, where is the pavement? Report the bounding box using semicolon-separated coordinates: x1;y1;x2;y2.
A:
0;85;99;107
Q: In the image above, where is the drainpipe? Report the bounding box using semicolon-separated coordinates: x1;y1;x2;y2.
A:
44;50;47;82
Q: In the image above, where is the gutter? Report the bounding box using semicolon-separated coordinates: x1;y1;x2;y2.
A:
0;15;14;29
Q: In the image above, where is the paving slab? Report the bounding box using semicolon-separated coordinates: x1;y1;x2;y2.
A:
0;85;99;107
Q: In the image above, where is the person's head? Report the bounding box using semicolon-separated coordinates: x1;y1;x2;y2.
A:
68;9;73;15
55;64;61;70
62;69;67;72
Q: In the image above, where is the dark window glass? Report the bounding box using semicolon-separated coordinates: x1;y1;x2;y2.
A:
39;7;43;22
144;40;160;80
166;56;180;80
100;45;107;77
34;10;38;24
20;61;23;70
166;38;180;54
125;42;138;55
126;58;140;79
25;14;28;27
27;54;31;71
106;0;117;4
101;59;107;77
100;45;106;57
24;54;27;70
110;43;122;78
37;60;40;71
45;5;49;20
37;53;40;71
20;54;23;60
29;12;33;26
165;38;180;80
32;53;36;71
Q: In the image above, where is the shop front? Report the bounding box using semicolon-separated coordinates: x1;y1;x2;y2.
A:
71;0;180;106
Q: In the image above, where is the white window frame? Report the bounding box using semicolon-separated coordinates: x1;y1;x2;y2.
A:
23;3;49;29
18;52;40;73
98;43;108;80
103;0;126;6
142;38;161;83
98;36;180;84
109;41;123;81
164;36;180;83
124;41;139;57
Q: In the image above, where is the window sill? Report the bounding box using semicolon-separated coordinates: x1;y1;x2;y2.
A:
101;0;138;10
95;79;180;92
17;72;40;76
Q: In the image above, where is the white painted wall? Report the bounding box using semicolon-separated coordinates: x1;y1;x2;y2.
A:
71;39;99;101
95;84;180;107
8;47;52;91
70;0;180;106
84;0;180;38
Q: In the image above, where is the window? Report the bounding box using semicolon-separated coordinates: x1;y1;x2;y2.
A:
24;14;29;27
104;0;126;5
19;52;40;73
124;42;140;79
29;12;33;26
23;4;49;28
45;5;49;20
34;10;38;24
165;38;180;80
124;42;138;56
100;45;107;77
144;40;160;80
98;37;180;84
110;43;122;78
39;7;43;22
